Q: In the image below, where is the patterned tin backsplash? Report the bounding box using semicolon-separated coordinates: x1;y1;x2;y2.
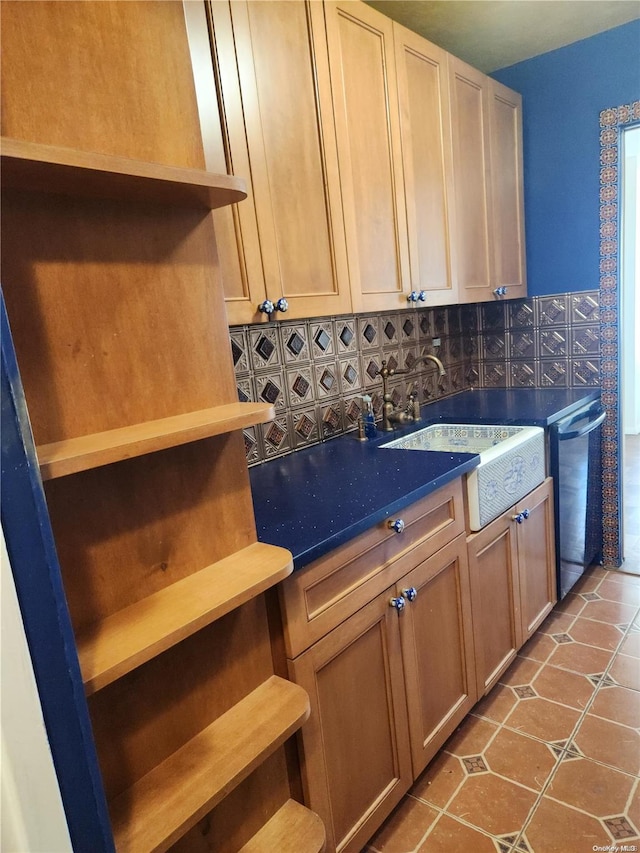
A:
230;290;600;465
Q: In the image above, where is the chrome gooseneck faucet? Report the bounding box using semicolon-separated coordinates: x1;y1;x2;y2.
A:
377;354;446;431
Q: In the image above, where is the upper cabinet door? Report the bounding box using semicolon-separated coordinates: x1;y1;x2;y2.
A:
448;57;494;304
393;24;458;306
489;79;527;299
325;1;411;313
209;0;352;323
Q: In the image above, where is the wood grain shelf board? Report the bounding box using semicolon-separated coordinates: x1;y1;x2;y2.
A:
110;675;311;853
37;402;275;480
78;542;294;695
0;137;247;209
239;799;326;853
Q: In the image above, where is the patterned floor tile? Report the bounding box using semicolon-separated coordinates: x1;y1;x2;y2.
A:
606;570;640;588
578;597;638;625
545;756;635;816
411;752;464;809
537;611;576;635
588;683;640;728
417;814;505;852
443;716;499;758
520;797;613;852
609;654;640;691
503;697;581;743
368;796;439;853
571;713;640;776
628;784;640;838
446;773;537;837
569;571;606;595
517;633;556;663
598;579;640;606
499;657;542;687
546;641;614;675
620;631;640;658
551;593;585;617
530;663;596;711
484;727;559;791
473;684;519;725
603;814;639;842
566;616;625;651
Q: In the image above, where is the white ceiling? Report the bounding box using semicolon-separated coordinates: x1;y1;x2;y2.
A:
364;0;640;72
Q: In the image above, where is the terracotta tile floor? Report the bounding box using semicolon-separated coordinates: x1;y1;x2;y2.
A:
365;434;640;853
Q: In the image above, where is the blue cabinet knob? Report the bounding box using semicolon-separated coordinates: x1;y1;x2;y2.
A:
388;518;405;534
258;299;275;316
402;587;418;602
275;298;289;313
389;596;406;612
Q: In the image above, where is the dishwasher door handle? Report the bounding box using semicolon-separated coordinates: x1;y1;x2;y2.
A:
556;406;606;441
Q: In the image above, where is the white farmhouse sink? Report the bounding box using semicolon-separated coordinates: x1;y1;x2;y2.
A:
381;423;546;530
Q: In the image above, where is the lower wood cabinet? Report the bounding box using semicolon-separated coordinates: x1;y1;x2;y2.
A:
399;535;477;775
280;476;555;853
289;590;412;853
287;531;476;853
467;477;556;696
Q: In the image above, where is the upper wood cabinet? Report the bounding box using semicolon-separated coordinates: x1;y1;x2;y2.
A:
449;56;526;303
393;24;458;306
206;0;526;321
448;57;494;304
209;0;352;323
324;1;411;313
489;79;527;299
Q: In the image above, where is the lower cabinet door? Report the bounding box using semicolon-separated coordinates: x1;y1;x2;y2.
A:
289;591;412;853
516;478;557;640
467;510;522;696
397;534;478;776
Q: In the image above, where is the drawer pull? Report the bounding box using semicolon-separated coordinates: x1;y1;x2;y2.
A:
388;518;405;534
402;587;418;602
389;596;406;612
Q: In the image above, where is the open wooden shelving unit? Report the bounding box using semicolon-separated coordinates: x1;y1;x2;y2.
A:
1;137;248;208
1;4;323;850
37;401;276;480
110;676;310;852
238;798;326;853
78;542;294;695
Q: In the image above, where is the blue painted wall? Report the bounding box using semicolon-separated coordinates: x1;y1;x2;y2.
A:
492;21;640;297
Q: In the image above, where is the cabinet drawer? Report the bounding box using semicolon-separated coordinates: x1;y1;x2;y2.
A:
279;478;465;658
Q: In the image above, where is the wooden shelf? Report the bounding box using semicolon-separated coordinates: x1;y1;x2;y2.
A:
78;542;294;695
37;402;275;480
0;137;247;209
239;799;326;853
110;675;310;853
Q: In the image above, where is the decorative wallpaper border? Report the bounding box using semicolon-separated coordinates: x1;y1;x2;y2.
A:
599;100;640;568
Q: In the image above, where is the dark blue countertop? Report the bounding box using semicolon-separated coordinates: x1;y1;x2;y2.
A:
250;388;600;570
413;388;600;427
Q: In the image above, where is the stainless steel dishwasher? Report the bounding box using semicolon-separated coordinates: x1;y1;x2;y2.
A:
549;401;606;599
